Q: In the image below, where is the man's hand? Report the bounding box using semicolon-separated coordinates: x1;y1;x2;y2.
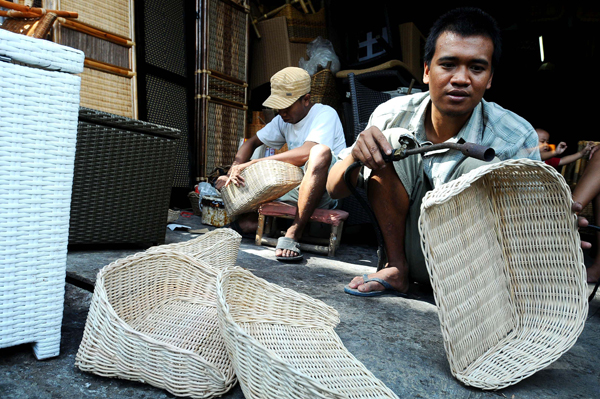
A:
573;201;592;249
214;175;229;190
589;143;599;160
555;141;567;155
223;162;250;189
351;126;393;170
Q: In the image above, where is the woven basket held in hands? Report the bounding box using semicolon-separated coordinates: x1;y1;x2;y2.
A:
216;267;399;399
220;160;304;216
75;251;236;399
147;228;241;270
418;158;588;390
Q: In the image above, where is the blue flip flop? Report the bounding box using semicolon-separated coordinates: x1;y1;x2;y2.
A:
344;274;408;297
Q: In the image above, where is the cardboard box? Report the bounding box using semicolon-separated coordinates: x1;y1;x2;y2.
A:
250;16;307;89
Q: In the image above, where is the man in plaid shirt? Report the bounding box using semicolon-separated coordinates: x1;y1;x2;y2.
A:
327;7;542;296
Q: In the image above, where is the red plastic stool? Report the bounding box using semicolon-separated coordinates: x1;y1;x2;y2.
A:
256;201;349;257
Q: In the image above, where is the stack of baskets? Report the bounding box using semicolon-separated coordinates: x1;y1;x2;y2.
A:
52;0;137;118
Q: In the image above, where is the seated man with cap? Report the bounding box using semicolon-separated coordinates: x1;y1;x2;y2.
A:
215;66;346;261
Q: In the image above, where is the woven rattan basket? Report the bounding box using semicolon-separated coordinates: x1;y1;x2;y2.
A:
147;228;241;270
275;4;327;43
311;65;340;110
75;250;236;398
220;160;304;216
418;159;588;390
216;266;399;399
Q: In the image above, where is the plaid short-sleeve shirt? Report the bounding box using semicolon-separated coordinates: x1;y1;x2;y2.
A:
364;92;541;187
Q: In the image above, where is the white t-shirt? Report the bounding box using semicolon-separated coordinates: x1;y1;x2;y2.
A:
256;103;346;157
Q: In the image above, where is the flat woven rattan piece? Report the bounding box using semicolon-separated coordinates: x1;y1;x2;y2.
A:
220;160;304;216
418;158;588;390
147;228;241;270
216;266;399;399
75;250;236;399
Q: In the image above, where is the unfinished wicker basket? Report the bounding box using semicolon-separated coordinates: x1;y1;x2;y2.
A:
216;266;399;399
75;250;236;398
220;160;304;216
147;228;241;270
418;158;588;390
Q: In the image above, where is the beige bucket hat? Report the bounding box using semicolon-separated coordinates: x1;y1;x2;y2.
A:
262;67;311;110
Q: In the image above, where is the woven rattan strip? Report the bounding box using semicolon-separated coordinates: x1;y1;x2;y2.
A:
220;160;304;216
76;250;236;398
60;0;132;38
147;228;241;270
60;27;130;69
216;267;399;399
79;67;134;118
207;0;248;82
204;100;246;176
207;74;246;104
418;159;588;390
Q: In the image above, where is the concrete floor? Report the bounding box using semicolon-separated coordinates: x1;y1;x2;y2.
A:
1;214;599;399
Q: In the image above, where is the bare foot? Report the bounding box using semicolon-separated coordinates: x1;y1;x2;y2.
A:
348;265;409;294
586;262;600;283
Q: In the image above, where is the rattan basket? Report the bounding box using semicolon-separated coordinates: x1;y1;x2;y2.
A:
216;266;399;398
275;4;327;43
147;228;241;270
220;160;304;216
418;158;588;390
311;64;340;110
75;250;236;398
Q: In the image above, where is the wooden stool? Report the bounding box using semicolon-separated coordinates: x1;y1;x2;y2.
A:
255;201;349;257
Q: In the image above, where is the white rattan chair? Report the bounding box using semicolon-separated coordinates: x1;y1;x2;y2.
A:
216;266;399;399
220;159;304;216
147;228;241;269
75;250;236;398
418;159;588;390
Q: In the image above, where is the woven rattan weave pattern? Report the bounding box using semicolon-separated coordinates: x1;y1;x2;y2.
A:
146;74;191;187
419;159;588;390
68;108;180;245
204;101;246;177
207;0;248;82
220;160;304;216
0;29;84;359
59;0;133;39
76;250;236;398
216;267;399;399
79;67;135;117
147;228;241;270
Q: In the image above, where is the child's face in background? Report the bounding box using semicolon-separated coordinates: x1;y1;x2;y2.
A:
536;129;551;152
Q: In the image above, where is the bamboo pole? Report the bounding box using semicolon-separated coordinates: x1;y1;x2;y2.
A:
0;0;78;18
84;59;135;78
57;18;134;47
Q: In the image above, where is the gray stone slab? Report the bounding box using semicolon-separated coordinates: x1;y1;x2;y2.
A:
1;215;599;398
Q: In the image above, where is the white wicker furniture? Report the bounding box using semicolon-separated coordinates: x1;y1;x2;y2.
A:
147;228;241;269
0;29;84;359
75;250;236;398
216;266;399;399
418;159;588;390
220;159;304;216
